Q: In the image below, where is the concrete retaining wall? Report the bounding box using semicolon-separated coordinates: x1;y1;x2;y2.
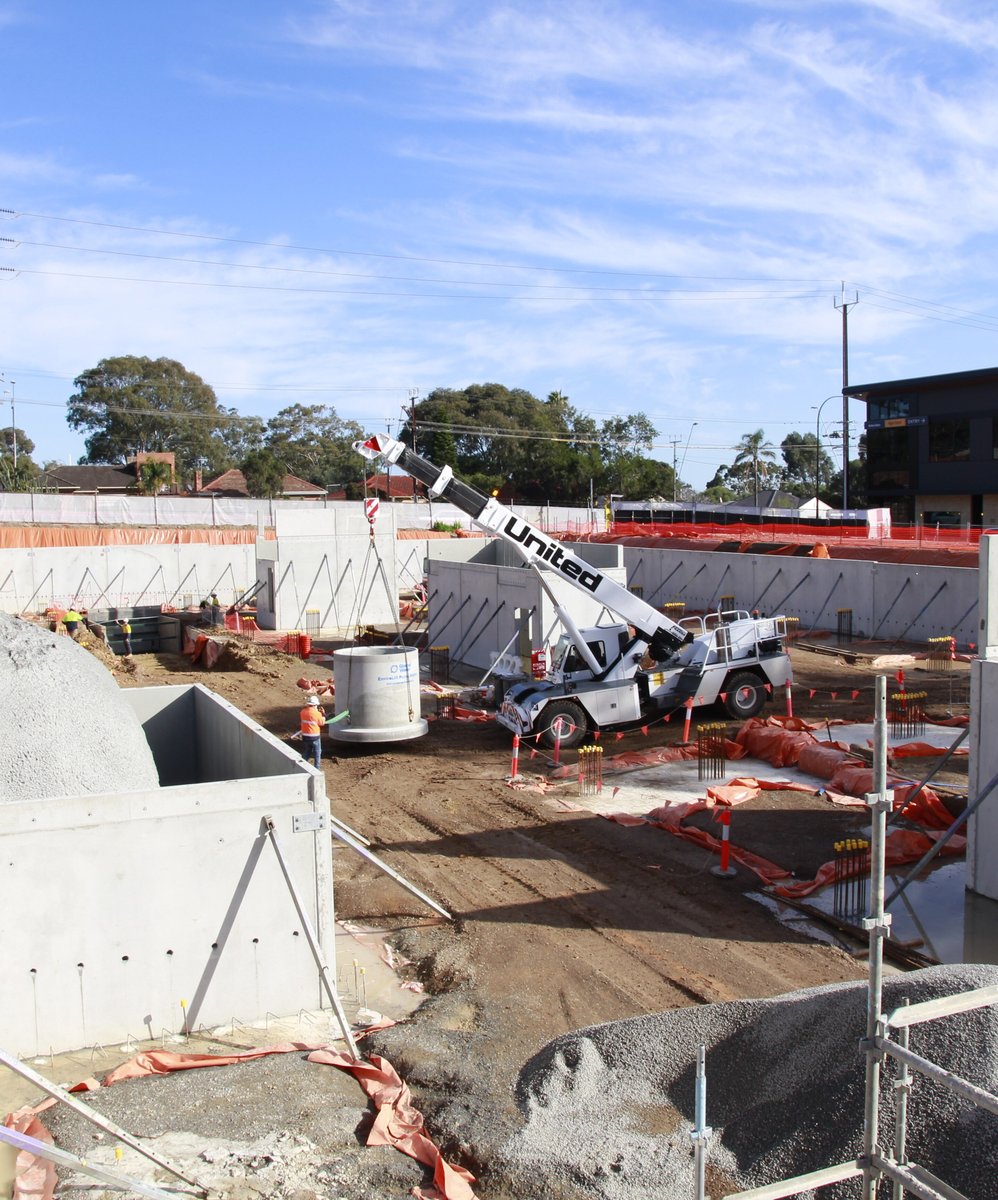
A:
621;547;978;647
0;505;401;632
0;541;260;615
3;684;335;1056
254;508;400;633
969;659;998;903
426;542;627;673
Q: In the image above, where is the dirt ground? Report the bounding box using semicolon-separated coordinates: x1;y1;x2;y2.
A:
82;633;970;1196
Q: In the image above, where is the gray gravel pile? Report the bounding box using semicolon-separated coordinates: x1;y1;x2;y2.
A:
40;1048;432;1200
0;613;159;801
498;963;998;1199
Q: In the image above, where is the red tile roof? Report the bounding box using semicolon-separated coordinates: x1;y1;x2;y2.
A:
367;472;416;498
199;469;327;498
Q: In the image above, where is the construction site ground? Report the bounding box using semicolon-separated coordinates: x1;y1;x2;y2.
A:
11;634;976;1200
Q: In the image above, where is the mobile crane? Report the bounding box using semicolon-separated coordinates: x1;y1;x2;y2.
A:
354;434;791;748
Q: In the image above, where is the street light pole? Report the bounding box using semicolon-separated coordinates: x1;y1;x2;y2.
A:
813;395;838;511
10;379;15;471
678;421;697;503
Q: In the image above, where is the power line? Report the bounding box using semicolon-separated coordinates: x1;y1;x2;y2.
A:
5;206;998;328
4;238;839;298
8;208;840;284
8;266;828;304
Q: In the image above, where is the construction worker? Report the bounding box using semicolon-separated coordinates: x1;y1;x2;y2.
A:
116;618;133;655
299;695;326;768
62;607;82;635
210;593;222;627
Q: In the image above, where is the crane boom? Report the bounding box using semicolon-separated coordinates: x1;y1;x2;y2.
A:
354;434;691;660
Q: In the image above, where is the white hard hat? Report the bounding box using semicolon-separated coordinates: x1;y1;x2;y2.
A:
307;695;320;705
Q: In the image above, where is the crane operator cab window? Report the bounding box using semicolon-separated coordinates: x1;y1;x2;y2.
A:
551;629;626;676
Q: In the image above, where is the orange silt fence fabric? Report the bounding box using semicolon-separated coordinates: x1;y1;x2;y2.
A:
5;1042;476;1200
770;829;966;899
307;1050;478;1200
797;742;856;779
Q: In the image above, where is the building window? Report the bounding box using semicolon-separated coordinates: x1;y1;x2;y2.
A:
867;394;912;423
867;427;910;489
928;417;970;462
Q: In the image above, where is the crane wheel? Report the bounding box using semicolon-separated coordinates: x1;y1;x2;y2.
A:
538;700;588;750
722;671;767;719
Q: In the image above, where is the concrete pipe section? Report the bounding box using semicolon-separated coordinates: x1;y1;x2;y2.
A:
330;645;429;743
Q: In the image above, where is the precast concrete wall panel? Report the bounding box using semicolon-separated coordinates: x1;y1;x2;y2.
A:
0;542;259;615
2;685;334;1056
969;659;998;902
621;548;977;646
0;530;399;630
259;533;399;633
427;549;627;673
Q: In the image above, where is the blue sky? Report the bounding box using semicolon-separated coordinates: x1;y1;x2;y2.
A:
4;0;998;490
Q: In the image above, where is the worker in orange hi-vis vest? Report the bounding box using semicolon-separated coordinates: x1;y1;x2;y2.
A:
299;695;326;767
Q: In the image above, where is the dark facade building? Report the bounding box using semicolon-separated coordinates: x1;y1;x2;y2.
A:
845;366;998;527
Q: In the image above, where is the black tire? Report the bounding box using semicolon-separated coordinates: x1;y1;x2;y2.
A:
537;700;588;750
722;671;767;719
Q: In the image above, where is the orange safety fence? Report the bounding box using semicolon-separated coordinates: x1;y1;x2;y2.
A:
5;1041;477;1200
0;525;270;548
609;520;988;547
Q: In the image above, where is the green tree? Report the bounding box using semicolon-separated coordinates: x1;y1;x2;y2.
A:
264;404;365;488
241;449;287;498
828;436;868;509
732;429;778;506
0;427;38;491
778;432;836;499
401;384;672;504
429;420;459;470
67;356;243;483
137;459;173;495
599;413;670;499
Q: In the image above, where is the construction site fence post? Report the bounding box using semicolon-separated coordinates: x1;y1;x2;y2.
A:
711;809;737;878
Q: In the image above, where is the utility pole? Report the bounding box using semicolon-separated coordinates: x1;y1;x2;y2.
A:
407;387;419;452
671;437;680;503
835;286;859;510
407;387;420;499
0;375;14;471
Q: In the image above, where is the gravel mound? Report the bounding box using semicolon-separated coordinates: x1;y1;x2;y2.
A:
0;613;160;801
499;963;998;1199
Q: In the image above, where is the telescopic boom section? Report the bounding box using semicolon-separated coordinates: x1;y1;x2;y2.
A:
354;434;691;660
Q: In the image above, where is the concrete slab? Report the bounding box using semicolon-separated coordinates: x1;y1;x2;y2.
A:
553;722;967;820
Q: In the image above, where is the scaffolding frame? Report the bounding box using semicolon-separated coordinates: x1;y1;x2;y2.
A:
716;675;998;1200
